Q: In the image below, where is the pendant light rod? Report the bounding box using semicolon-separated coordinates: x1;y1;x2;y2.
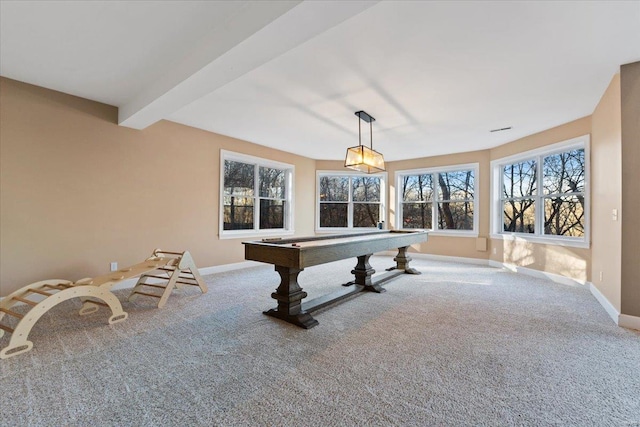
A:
370;119;373;150
355;110;376;149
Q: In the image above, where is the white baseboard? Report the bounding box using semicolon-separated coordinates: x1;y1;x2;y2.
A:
587;282;620;324
619;314;640;331
380;251;490;266
198;260;262;276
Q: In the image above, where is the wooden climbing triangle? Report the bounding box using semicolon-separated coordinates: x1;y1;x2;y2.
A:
0;249;207;359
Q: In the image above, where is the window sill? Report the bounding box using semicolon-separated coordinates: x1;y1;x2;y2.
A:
428;230;478;238
219;229;295;240
396;229;478;238
490;233;590;249
315;228;381;234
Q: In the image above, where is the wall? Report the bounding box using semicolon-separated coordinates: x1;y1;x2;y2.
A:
488;117;592;283
1;73;630;301
620;62;640;317
0;78;316;296
591;74;622;311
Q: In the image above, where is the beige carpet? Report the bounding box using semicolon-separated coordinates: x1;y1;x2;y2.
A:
1;256;639;426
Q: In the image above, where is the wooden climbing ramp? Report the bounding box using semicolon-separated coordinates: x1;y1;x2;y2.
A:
0;249;207;359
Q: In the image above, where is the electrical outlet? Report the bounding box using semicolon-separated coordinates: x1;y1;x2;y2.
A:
110;262;118;271
492;247;497;255
612;209;618;221
599;271;603;282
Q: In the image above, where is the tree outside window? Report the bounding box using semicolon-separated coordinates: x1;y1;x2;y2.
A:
221;152;292;235
223;160;255;230
502;160;536;233
318;173;384;229
500;148;585;238
437;170;474;230
352;177;381;228
398;166;476;233
400;174;433;229
542;149;585;237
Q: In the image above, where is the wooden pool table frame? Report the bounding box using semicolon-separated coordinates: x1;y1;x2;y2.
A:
243;230;428;328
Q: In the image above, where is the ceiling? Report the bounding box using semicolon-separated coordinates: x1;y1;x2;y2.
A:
1;1;639;161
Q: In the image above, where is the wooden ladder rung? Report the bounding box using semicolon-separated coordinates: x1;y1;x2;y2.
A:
27;288;53;297
155;251;183;256
142;274;171;280
13;296;39;306
177;280;199;286
0;323;15;334
131;291;161;298
158;267;177;272
0;307;24;319
138;283;167;290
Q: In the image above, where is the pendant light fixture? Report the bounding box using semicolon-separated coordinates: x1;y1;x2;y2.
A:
344;110;385;173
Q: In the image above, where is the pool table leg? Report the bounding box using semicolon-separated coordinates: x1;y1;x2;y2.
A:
264;266;319;329
352;254;385;293
388;246;421;275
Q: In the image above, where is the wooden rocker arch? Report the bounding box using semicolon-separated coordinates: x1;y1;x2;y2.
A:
0;281;127;359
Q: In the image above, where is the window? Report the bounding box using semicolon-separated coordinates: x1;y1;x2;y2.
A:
491;135;589;247
396;164;478;235
220;150;293;238
317;172;385;230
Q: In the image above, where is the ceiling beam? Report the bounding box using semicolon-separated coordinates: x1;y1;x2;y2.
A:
118;0;378;130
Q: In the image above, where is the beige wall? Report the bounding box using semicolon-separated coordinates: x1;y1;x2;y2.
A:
0;78;316;296
620;62;640;317
591;74;622;310
488;118;592;283
1;70;635;315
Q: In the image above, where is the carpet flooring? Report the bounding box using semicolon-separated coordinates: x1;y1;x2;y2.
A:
1;256;639;426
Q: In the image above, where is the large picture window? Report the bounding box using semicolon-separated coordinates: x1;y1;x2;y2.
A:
220;151;293;238
396;164;478;235
317;172;385;230
491;136;589;247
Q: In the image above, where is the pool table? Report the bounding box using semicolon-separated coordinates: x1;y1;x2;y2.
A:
243;230;428;328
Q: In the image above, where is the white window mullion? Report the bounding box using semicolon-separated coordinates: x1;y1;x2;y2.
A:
535;156;543;235
253;164;259;231
347;177;353;228
286;170;292;230
433;172;439;230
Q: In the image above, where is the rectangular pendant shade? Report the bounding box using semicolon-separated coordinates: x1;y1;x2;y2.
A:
345;145;385;173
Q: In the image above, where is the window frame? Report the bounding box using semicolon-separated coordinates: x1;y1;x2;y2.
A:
395;163;479;237
315;170;387;233
490;135;590;248
219;150;294;239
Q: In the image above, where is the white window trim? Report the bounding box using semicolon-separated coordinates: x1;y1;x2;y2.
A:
219;150;295;239
489;135;590;248
395;163;480;237
315;170;387;233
